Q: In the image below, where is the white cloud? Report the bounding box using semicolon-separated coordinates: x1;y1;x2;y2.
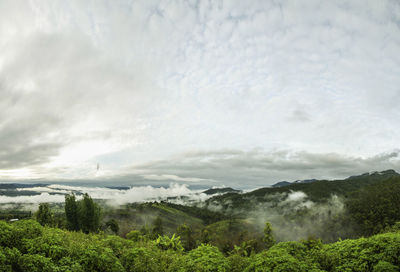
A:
123;149;400;187
0;0;399;183
285;191;307;202
0;193;65;204
141;174;216;183
0;183;210;206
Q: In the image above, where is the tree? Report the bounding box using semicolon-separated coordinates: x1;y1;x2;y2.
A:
373;261;399;272
78;193;101;233
263;222;275;249
155;234;184;251
151;216;163;238
177;223;196;251
18;254;57;272
201;228;211;244
65;194;79;231
126;230;142;242
346;177;400;235
183;244;229;272
105;219;119;234
35;203;53;226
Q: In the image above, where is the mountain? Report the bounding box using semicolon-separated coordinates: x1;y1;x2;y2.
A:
0;183;48;197
293;178;317;184
271;179;317;188
346;169;398;180
206;169;400;209
271;181;291;188
202;187;241;195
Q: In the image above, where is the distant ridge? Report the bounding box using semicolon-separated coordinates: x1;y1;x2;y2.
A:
346;169;398;180
271;170;399;188
272;179;317;188
271;181;291;188
207;169;400;209
0;183;47;189
202;187;241;195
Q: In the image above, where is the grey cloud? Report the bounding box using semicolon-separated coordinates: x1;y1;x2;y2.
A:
288;109;311;122
0;0;399;182
0;132;62;169
125;149;400;188
0;29;156;170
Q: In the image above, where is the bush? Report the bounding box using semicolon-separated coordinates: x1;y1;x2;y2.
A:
182;244;229;272
373;261;399;272
0;221;13;247
319;232;400;271
126;230;142;242
121;247;158;272
18;254;57;272
155;234;184;252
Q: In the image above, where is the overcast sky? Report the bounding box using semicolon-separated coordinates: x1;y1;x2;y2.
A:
0;0;399;187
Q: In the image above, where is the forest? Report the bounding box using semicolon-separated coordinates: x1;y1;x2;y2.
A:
1;170;400;271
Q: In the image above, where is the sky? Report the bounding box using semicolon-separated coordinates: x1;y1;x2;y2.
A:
0;0;399;188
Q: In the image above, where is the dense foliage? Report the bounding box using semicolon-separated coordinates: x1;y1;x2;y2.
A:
65;193;101;233
207;170;399;209
0;219;400;271
346;176;400;236
1;170;400;271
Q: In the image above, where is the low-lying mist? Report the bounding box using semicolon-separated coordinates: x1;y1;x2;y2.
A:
1;183;355;242
0;183;210;208
205;190;352;242
251;192;347;242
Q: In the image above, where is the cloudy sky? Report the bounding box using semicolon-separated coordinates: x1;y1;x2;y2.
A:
0;0;399;188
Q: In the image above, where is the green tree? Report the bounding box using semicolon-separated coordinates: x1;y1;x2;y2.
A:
346;176;400;235
373;261;399;272
183;244;229;272
151;216;163;238
155;234;184;252
18;254;57;272
105;219;119;234
65;194;79;231
126;230;142;242
177;223;196;251
121;247;158;272
263;222;275;249
35;203;53;226
201;228;211;244
78;193;101;233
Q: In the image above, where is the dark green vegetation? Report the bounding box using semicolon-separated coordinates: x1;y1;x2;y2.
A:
1;170;400;271
207;169;399;209
202;187;241;195
204;170;400;242
0;184;45;197
0;210;31;221
1;219;400;271
34;194;101;234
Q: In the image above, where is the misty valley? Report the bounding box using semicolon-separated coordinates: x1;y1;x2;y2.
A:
1;170;400;271
2;0;399;271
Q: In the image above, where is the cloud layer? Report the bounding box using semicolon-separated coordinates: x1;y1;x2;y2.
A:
0;183;208;206
123;149;400;187
0;0;399;184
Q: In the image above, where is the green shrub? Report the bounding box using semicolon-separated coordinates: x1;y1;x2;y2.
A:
373;261;399;272
121;247;158;272
155;234;184;252
183;244;229;272
18;254;57;272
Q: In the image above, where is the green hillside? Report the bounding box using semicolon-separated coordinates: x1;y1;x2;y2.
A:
102;202;228;237
1;219;400;271
206;169;400;210
2;170;400;271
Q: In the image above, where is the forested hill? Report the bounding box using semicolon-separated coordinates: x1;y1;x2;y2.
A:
2;219;400;271
206;169;399;207
1;170;400;271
